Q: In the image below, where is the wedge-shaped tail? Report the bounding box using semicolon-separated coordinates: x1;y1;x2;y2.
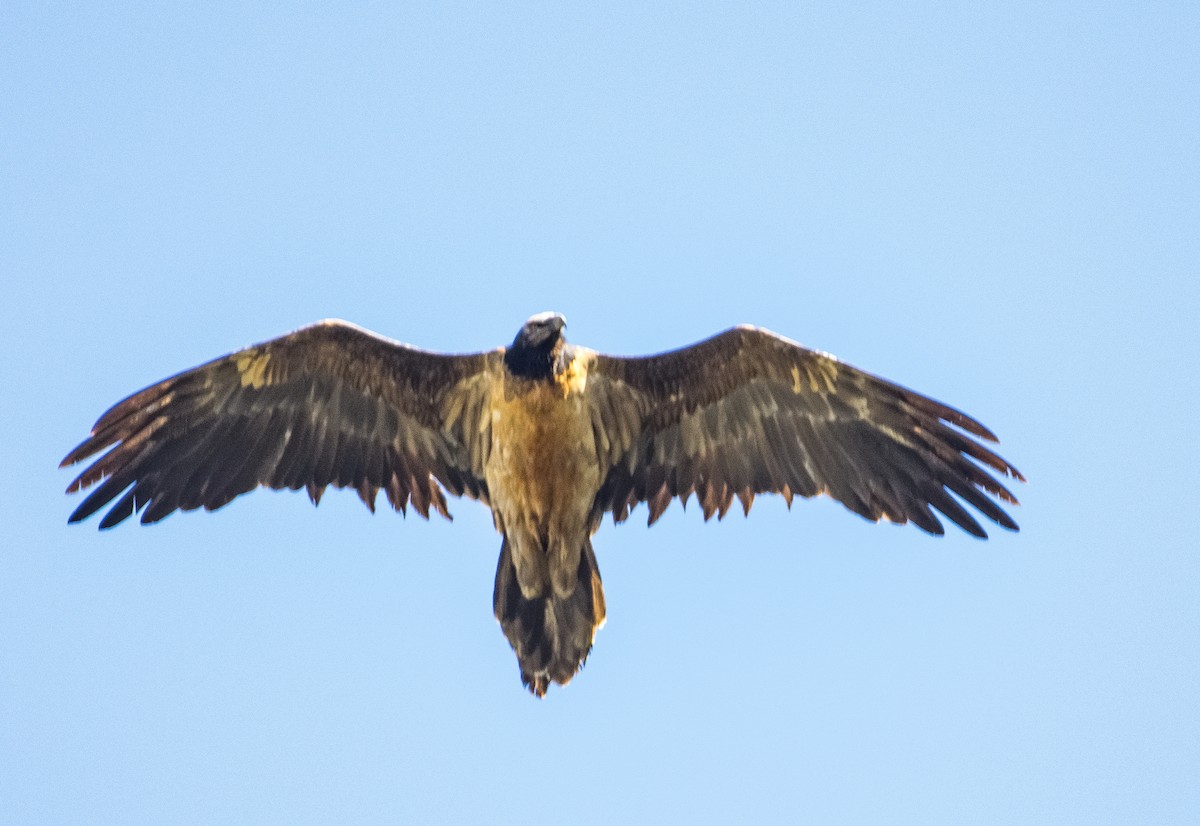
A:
492;537;606;697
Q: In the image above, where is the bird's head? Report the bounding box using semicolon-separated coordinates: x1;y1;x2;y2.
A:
512;311;567;350
505;312;568;380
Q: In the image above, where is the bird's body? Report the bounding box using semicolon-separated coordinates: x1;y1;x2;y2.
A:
486;343;609;693
487;350;598;597
62;313;1024;696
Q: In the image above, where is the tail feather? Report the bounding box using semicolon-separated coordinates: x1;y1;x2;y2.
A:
493;537;606;697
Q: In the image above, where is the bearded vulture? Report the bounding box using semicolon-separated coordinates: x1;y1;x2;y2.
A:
62;313;1023;696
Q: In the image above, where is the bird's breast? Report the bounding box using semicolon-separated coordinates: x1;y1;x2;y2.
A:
484;374;600;538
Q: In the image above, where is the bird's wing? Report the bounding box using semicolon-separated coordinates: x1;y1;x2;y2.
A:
584;326;1024;537
62;319;500;528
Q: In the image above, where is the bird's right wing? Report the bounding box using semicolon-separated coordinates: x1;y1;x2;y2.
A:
61;320;501;528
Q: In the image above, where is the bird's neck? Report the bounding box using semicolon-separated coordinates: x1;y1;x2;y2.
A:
504;340;568;381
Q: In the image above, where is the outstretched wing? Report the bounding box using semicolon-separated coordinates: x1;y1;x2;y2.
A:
62;320;500;528
585;326;1024;537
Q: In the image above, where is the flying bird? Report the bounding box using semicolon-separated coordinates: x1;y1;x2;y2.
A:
62;313;1023;696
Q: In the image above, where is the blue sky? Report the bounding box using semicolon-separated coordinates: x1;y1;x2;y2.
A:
3;2;1197;823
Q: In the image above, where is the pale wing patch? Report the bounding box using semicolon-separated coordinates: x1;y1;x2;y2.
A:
235;351;272;389
439;370;496;480
582;369;646;469
789;358;838;394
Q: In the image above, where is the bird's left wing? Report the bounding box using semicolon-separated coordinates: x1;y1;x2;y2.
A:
583;326;1024;537
62;320;500;528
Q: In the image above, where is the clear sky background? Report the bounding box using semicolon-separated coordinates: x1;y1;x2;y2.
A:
2;3;1197;823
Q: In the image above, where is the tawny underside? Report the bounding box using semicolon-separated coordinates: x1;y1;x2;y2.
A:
485;358;600;600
